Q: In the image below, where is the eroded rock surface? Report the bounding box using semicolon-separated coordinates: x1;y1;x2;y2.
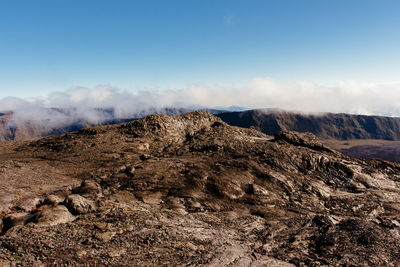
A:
0;111;399;266
35;205;75;226
65;194;97;215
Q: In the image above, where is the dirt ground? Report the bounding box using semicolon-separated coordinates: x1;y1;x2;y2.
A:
1;112;399;266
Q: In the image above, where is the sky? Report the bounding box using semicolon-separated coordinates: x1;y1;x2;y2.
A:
1;0;400;115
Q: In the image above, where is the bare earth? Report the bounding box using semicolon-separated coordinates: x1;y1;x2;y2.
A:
0;111;399;266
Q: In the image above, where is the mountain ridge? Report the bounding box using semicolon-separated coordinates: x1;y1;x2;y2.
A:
3;107;400;162
217;108;400;140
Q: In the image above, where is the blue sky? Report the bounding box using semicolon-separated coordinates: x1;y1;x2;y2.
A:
1;0;400;99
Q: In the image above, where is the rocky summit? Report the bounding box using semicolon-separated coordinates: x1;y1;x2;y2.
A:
0;111;399;266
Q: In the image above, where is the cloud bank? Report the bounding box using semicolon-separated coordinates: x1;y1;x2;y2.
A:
1;78;400;129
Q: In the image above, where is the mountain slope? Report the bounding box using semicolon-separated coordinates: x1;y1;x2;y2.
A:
0;111;399;265
217;109;400;140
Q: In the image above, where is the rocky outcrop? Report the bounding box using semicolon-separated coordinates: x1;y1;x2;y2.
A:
274;130;333;152
0;111;399;265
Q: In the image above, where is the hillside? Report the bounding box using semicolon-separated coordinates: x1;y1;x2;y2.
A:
217;109;400;140
1;111;399;265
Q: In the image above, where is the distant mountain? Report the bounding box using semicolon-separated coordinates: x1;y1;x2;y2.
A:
217;108;400;140
4;106;400;146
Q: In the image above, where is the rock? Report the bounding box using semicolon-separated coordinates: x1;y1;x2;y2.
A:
0;193;14;214
0;260;10;267
208;245;247;266
45;194;64;205
118;165;127;172
250;256;296;267
136;191;163;205
95;231;116;242
75;181;102;197
125;165;135;174
140;154;151;160
251;184;270;196
16;196;42;211
65;194;97;215
108;248;126;257
76;250;88;258
137;142;150;151
1;212;31;233
165;197;187;215
35;205;75;226
105;191;139;209
275;131;332;152
93;222;108;230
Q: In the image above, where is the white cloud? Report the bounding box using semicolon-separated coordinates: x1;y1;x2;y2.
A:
1;78;400;130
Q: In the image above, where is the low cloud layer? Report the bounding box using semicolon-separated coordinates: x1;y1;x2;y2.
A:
1;78;400;129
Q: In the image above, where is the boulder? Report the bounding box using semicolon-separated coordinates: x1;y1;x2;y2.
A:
45;194;64;206
16;196;42;212
65;194;97;215
35;205;75;226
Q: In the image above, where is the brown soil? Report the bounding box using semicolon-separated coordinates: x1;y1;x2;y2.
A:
0;111;399;266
